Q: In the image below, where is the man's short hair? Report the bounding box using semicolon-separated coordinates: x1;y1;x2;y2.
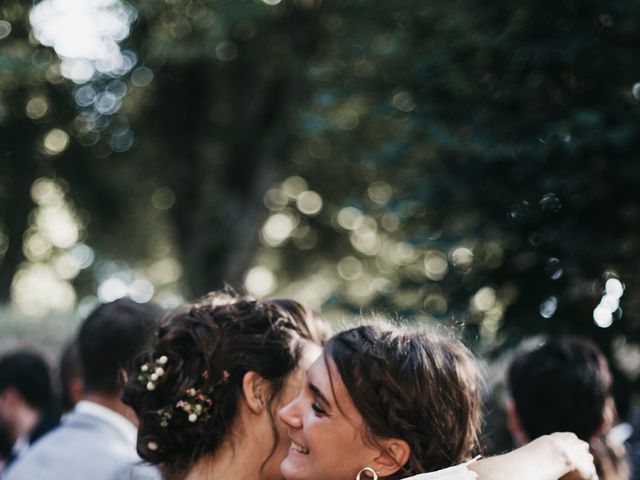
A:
59;341;83;411
0;416;13;460
507;337;612;441
0;351;54;411
78;298;163;395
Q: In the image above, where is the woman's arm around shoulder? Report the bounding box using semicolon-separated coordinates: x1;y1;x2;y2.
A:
402;433;597;480
468;433;597;480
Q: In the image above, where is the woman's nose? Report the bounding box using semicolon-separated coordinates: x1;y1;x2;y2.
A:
278;394;303;429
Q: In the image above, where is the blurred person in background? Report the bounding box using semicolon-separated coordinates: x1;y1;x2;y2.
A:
0;418;15;474
59;341;84;413
507;337;630;480
0;351;59;473
5;298;164;480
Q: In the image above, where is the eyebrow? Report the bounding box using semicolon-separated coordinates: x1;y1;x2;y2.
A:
309;382;331;409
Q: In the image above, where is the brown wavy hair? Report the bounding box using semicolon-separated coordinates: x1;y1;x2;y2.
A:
123;291;329;479
326;323;482;478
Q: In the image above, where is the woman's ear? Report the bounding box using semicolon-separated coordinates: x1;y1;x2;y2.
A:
595;395;616;437
242;371;268;414
506;398;529;447
372;438;411;477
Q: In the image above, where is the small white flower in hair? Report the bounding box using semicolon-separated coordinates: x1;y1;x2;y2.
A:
155;367;165;376
141;364;149;372
151;373;158;381
147;382;156;391
157;355;168;365
188;413;198;422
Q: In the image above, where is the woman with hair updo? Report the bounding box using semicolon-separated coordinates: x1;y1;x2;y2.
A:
123;291;330;480
279;323;598;480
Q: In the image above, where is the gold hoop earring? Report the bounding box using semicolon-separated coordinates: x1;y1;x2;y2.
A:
356;467;379;480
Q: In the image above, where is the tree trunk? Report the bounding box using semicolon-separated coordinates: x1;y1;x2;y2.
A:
145;7;323;297
0;112;38;302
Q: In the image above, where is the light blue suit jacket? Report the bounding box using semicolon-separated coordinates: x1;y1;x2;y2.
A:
4;403;161;480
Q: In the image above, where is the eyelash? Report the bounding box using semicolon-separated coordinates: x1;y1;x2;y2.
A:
311;402;327;416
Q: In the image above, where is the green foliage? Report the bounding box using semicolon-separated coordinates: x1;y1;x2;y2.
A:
1;0;639;355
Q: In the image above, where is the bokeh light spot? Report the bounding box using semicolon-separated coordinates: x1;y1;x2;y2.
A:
594;306;613;328
539;296;558;318
337;256;362;280
30;0;136;83
605;278;624;298
262;212;297;246
391;91;416;112
472;287;496;312
42;128;70;155
367;181;392;205
264;188;288;211
26;96;50;119
244;266;276;297
131;66;154;87
149;258;182;284
424;250;448;281
128;279;155;303
450;247;473;271
98;277;128;302
0;20;12;40
337;206;362;230
151;187;176;210
282;176;308;198
296;190;323;216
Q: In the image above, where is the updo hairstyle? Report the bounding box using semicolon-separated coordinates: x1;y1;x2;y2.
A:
327;324;482;478
123;291;328;479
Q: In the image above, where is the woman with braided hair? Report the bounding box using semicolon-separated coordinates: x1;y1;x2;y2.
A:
279;323;598;480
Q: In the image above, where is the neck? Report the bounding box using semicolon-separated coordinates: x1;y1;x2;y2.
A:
185;411;272;480
84;392;138;426
14;406;40;439
186;439;264;480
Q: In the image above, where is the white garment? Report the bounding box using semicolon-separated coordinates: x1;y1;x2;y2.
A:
7;435;29;464
73;401;138;445
402;456;480;480
4;400;160;480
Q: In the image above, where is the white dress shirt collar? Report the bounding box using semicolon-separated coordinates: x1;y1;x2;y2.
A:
73;400;137;445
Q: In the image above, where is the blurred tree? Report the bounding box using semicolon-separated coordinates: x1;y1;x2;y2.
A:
1;0;639;361
248;0;640;354
119;0;324;294
0;0;74;301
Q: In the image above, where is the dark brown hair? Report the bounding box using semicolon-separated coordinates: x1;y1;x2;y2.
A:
326;323;482;478
508;337;612;441
79;298;163;395
123;291;329;479
508;337;629;480
0;350;55;411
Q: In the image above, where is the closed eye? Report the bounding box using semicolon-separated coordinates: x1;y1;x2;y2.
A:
311;402;327;416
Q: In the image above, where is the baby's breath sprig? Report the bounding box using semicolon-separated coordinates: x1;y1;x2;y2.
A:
165;369;230;426
176;387;214;423
157;406;173;428
138;355;169;391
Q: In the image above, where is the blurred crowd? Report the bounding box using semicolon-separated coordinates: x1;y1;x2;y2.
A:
0;296;638;480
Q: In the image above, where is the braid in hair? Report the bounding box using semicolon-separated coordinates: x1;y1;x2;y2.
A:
327;323;481;478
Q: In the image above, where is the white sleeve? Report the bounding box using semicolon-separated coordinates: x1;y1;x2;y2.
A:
401;456;480;480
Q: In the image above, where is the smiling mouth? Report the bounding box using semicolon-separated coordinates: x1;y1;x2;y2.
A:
290;440;310;454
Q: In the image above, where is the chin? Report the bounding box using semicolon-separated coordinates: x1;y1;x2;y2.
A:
280;457;304;480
